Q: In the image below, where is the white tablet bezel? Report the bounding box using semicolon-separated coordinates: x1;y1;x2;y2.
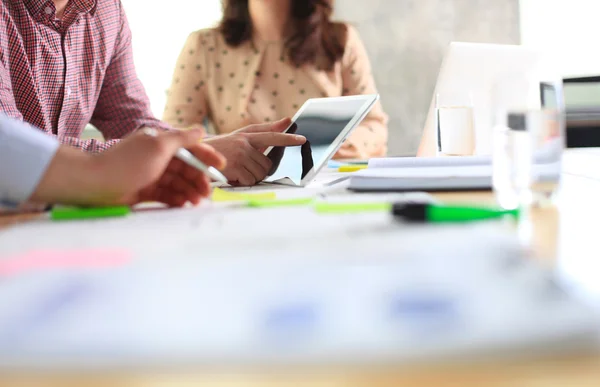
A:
263;94;380;186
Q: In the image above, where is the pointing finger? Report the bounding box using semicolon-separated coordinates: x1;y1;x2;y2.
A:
246;132;306;149
240;117;292;134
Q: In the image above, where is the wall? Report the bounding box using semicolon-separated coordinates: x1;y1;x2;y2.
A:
520;0;600;78
122;0;222;118
334;0;521;155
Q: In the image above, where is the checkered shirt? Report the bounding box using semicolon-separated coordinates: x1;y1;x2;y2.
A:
0;0;170;151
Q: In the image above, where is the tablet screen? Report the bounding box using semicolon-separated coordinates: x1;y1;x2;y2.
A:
264;98;368;184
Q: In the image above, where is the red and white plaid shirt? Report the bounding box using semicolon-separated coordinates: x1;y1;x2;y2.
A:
0;0;170;152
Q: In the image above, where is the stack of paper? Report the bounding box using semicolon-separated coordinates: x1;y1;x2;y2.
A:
349;156;561;192
349;165;494;192
367;155;492;169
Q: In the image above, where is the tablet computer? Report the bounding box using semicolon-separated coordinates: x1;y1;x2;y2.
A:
263;94;379;186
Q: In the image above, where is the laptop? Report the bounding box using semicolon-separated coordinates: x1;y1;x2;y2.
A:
417;42;543;156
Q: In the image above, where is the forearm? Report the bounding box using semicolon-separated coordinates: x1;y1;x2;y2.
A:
58;121;179;153
163;120;209;138
57;118;174;152
58;135;120;152
29;146;102;205
91;115;174;142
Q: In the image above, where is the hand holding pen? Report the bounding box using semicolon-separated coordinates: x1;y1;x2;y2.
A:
52;127;227;208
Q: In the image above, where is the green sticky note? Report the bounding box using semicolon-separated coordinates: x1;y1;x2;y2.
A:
51;206;130;221
247;197;315;208
314;202;392;214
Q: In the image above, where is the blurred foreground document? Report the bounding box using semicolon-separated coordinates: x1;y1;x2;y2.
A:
0;225;596;369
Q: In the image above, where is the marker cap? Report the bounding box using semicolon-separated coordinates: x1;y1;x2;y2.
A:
392;203;427;222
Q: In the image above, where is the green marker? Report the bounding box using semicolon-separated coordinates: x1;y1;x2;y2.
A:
51;206;130;221
315;202;519;223
393;203;520;223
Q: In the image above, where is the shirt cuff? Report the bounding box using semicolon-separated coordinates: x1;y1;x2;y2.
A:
0;119;60;204
142;119;175;132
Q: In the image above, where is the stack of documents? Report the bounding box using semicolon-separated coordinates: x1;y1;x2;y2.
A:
349;156;561;192
367;155;492;169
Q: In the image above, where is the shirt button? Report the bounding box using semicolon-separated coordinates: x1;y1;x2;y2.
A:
66;87;72;98
44;6;53;15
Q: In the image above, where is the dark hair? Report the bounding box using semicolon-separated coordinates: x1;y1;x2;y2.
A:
218;0;348;71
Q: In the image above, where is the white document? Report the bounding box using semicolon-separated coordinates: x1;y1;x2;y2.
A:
350;162;561;192
355;165;494;179
356;163;561;180
348;165;495;192
368;155;492;169
370;138;563;170
0;225;597;369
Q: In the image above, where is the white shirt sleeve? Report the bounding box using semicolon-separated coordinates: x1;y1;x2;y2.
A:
0;115;59;206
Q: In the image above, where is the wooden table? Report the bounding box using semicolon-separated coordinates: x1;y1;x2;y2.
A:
1;152;600;387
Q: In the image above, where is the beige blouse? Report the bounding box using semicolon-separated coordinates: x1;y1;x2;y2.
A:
163;25;388;159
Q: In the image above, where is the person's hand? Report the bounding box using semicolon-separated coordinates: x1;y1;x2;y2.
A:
92;128;226;206
204;118;306;186
31;128;226;207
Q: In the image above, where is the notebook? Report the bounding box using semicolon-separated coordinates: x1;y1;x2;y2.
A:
348;159;561;192
368;155;492;169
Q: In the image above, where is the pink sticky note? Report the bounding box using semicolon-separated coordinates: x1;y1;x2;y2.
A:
0;249;132;277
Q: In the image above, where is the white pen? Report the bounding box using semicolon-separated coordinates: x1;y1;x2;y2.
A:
175;147;228;183
142;128;228;184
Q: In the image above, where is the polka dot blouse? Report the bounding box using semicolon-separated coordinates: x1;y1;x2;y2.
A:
163;25;389;159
